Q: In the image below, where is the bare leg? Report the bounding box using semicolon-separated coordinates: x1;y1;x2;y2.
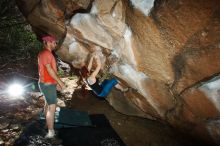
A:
44;102;48;118
46;104;56;129
45;104;56;138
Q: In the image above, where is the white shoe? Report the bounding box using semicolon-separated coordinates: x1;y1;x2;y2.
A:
45;131;55;139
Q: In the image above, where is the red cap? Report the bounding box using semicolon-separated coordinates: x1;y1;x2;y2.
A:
42;35;56;42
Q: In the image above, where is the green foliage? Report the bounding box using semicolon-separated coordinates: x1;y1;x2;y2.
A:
58;68;65;77
0;0;42;58
68;76;78;80
9;25;42;56
0;22;42;57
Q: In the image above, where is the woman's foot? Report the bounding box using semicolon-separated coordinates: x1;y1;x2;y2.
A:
121;87;129;92
123;87;138;93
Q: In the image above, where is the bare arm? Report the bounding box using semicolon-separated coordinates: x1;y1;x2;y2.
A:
87;56;102;85
87;55;94;72
45;64;65;88
90;56;101;79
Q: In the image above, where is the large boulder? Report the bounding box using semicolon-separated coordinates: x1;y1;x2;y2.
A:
16;0;220;145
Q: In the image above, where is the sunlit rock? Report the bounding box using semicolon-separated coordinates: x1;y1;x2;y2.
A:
94;0;126;38
199;76;220;115
58;31;90;67
70;13;114;50
180;75;220;144
130;0;154;16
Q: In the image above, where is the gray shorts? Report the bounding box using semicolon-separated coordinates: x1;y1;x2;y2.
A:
38;82;57;105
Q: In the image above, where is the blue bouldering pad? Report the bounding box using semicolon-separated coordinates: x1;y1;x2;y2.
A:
39;107;92;128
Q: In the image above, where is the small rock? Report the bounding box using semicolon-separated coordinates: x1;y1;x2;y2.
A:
1;129;9;133
0;117;10;130
201;31;207;37
9;124;20;130
26;106;33;111
117;122;121;126
0;137;4;145
0;123;9;130
57;98;66;107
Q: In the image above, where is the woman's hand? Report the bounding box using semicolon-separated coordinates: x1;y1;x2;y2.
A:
95;55;101;65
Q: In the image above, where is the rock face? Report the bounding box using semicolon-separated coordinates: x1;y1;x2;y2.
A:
16;0;220;145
